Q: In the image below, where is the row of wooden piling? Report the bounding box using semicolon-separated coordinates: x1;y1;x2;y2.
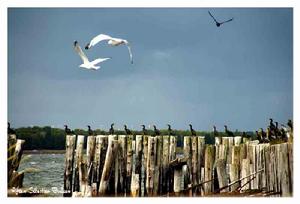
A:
63;135;293;197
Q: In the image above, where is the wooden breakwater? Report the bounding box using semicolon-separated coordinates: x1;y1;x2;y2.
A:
63;135;293;197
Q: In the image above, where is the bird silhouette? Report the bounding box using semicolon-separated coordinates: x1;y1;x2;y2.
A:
167;124;174;136
224;125;234;137
153;125;160;136
64;125;73;135
287;119;293;131
213;125;219;137
189;124;196;136
208;11;233;27
109;123;115;135
141;125;147;135
124;125;132;135
87;125;94;136
8;122;16;135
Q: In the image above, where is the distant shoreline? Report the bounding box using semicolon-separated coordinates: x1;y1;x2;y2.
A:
23;150;66;154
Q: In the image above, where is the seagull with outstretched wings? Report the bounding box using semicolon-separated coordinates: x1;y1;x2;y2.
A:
85;34;133;64
73;41;111;70
208;11;233;27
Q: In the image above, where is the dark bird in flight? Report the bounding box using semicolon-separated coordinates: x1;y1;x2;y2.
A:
124;125;132;135
208;11;233;27
109;123;115;135
153;125;160;136
141;125;147;135
8;122;16;135
189;124;196;136
224;125;234;137
167;124;174;136
64;125;72;135
87;125;94;136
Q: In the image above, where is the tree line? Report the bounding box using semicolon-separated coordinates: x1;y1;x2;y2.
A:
13;126;255;150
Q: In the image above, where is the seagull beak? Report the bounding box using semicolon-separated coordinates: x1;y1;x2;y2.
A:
85;44;89;50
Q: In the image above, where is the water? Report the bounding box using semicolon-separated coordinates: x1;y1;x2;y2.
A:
18;154;65;197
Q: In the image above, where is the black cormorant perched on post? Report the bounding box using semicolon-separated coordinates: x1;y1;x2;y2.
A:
208;11;233;27
8;122;16;135
224;125;234;137
256;130;263;143
287;119;293;131
213;125;219;137
153;125;160;136
124;125;132;135
64;125;72;135
87;125;94;136
189;124;196;136
109;123;114;135
141;125;147;135
269;118;276;131
167;124;174;136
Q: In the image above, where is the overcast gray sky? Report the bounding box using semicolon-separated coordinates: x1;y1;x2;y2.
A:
8;8;293;131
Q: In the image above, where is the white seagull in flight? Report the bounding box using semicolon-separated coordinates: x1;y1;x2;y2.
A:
85;34;133;64
73;41;111;70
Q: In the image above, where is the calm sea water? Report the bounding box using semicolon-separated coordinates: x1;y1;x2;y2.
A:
18;154;65;197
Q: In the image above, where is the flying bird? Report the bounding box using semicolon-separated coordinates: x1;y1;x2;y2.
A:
208;11;233;27
85;34;133;64
73;41;111;70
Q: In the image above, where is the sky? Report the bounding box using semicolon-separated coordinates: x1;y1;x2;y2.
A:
8;8;293;131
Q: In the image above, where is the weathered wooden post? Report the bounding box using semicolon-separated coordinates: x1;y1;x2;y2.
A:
116;135;127;195
170;157;187;196
73;135;84;192
161;135;170;194
142;135;149;196
183;136;192;189
64;135;76;197
135;135;143;196
191;136;198;192
154;135;163;195
215;159;229;193
8;137;25;188
169;136;177;193
126;135;133;194
288;143;293;195
197;136;205;187
99;136;119;195
279;143;291;196
87;136;96;186
240;159;250;191
229;164;239;191
130;173;140;197
215;137;222;145
234;136;242;146
146;136;157;196
204;145;215;194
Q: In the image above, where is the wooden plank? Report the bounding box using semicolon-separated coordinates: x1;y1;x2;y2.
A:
183;136;192;189
215;159;229;193
240;159;250;191
191;136;198;189
135;135;143;196
98;136;118;195
154;135;163;194
169;136;177;193
280;143;291;196
234;136;242;146
229;164;239;191
162;135;170;194
130;173;140;197
146;136;157;196
126;135;133;194
86;136;96;186
204;145;215;194
288;142;293;195
197;136;206;185
142;135;149;196
116;135;127;195
63;135;76;197
73;135;84;192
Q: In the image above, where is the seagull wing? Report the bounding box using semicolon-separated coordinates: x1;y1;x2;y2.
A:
89;34;113;48
220;18;233;24
90;57;111;65
74;41;89;63
125;42;133;64
208;11;218;23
